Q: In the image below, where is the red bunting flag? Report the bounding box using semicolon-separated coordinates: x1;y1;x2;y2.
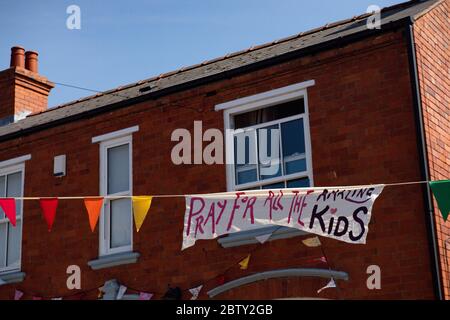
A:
0;198;16;227
40;198;58;232
83;197;104;232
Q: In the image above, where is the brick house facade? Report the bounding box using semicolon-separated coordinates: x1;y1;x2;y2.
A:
0;0;448;300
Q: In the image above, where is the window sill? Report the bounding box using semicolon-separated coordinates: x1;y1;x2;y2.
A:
0;271;26;286
88;252;140;270
218;226;308;248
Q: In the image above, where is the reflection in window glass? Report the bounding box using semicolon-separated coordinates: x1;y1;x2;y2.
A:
110;198;132;248
107;144;129;194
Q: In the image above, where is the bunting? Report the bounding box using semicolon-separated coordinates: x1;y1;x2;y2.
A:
238;254;251;270
0;198;16;227
255;233;272;244
429;180;450;221
132;196;153;232
139;292;153;300
116;285;127;300
83;197;104;232
39;198;58;232
317;278;336;294
14;290;24;300
302;236;322;247
189;285;203;300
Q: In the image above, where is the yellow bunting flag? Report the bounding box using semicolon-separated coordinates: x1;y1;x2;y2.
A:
239;254;251;270
84;197;104;232
302;236;322;247
132;196;153;232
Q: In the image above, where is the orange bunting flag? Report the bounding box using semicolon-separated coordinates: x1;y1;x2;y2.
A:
239;254;251;270
0;198;17;227
40;198;58;232
132;196;153;232
84;197;104;232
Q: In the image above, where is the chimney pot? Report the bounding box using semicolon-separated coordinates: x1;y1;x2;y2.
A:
10;46;25;68
25;50;39;73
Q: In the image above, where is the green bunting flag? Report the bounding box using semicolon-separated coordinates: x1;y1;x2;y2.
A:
429;180;450;221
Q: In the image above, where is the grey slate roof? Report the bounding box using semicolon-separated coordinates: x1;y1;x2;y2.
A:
0;0;440;140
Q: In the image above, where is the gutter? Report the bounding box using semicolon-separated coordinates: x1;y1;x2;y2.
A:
405;18;443;300
0;17;412;143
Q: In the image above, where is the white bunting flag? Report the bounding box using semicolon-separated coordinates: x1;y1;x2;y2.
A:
116;285;127;300
255;233;272;244
189;285;203;300
317;278;336;294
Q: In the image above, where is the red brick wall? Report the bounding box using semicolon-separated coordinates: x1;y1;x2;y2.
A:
0;29;437;299
414;0;450;300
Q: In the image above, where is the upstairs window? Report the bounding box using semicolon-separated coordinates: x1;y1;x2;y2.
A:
217;81;314;192
0;165;24;274
92;127;139;257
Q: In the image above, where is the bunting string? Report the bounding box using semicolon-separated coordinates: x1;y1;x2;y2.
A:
0;179;434;200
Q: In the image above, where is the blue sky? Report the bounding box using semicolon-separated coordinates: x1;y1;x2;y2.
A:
1;0;403;107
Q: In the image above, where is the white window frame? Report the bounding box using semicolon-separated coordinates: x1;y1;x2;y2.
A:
216;80;315;191
0;162;26;274
98;135;133;257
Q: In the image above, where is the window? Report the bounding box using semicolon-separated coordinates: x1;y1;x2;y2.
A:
218;80;314;192
99;135;133;256
215;81;314;246
0;164;24;274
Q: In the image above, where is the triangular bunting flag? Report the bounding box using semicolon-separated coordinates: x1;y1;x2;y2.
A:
239;254;251;270
14;290;24;300
430;180;450;221
39;198;58;232
317;278;336;294
0;198;16;227
302;236;321;247
189;285;203;300
255;233;272;244
83;197;104;232
116;285;127;300
139;292;153;300
132;196;153;232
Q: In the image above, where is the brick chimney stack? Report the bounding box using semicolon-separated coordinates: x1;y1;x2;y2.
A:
0;46;54;125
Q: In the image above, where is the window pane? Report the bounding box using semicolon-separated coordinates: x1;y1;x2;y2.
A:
285;158;307;174
107;144;130;194
7;220;21;267
281;119;306;175
7;172;22;217
0;223;6;268
234;131;257;185
234;98;305;129
287;178;310;188
262;182;285;189
0;176;5;220
258;125;282;180
110;198;132;248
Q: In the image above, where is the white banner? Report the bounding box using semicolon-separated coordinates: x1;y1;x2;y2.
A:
182;185;384;249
